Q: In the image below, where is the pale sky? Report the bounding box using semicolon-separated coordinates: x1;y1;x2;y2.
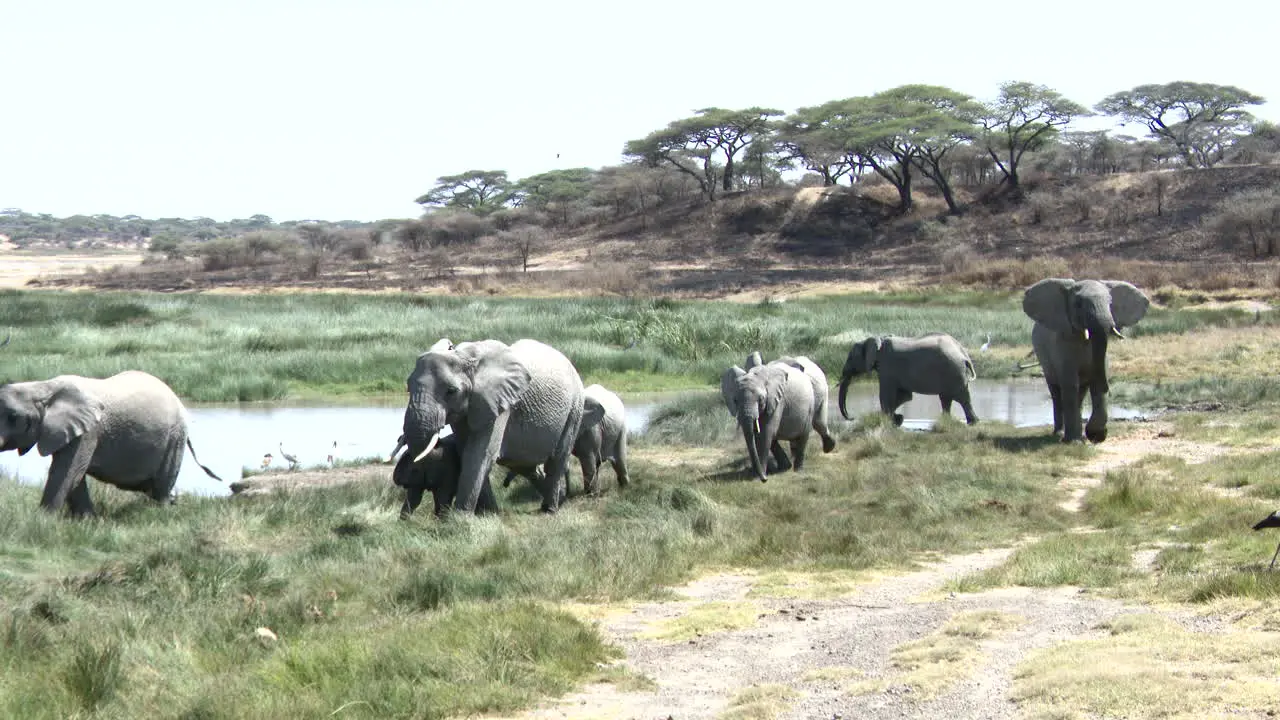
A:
2;0;1276;223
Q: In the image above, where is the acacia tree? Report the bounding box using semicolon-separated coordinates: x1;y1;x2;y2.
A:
623;107;782;201
415;170;513;213
883;85;984;214
1095;82;1264;168
981;81;1089;189
514;168;597;225
775;106;860;186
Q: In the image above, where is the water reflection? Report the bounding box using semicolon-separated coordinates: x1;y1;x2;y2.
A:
0;380;1141;499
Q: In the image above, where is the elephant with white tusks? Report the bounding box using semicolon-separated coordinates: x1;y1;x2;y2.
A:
400;337;585;515
502;382;630;497
1023;278;1149;443
0;369;224;517
721;353;835;482
838;334;978;426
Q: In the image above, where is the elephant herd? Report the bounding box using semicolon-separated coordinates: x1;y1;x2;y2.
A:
0;277;1150;519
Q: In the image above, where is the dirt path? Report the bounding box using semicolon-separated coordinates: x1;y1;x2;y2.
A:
490;422;1248;720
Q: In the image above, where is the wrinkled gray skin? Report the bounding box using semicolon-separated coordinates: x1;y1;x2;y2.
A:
502;383;630;496
838;333;978;426
721;355;831;482
1023;278;1149;443
392;433;499;518
0;371;223;516
402;338;585;514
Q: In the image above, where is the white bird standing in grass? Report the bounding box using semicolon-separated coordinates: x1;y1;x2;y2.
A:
326;441;337;467
980;333;992;353
278;442;299;471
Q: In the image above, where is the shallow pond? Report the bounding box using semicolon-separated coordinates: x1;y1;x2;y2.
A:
0;380;1142;499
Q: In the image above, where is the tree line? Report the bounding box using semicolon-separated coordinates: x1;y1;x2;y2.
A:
417;80;1271;220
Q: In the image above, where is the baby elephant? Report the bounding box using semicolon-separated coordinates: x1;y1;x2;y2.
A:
502;383;630;497
392;433;499;518
838;333;978;426
721;354;836;482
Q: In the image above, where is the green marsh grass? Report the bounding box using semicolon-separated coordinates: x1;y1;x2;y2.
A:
2;288;1268;403
0;414;1081;718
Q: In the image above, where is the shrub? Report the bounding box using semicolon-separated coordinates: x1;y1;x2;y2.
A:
1207;188;1280;258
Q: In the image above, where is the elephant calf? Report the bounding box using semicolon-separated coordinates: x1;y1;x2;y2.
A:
721;353;835;482
393;433;499;518
0;370;224;517
502;383;630;497
838;333;978;426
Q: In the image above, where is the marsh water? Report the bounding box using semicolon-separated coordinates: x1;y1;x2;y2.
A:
0;379;1143;498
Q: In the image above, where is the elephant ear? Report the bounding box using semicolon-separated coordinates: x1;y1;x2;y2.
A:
464;342;531;423
582;394;607;430
720;365;746;417
861;338;881;371
744;351;764;370
760;365;790;413
429;338;454;353
1105;281;1150;329
1023;278;1076;334
37;384;102;457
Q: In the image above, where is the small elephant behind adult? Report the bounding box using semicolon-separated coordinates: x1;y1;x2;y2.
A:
392;432;499;518
721;356;825;482
502;383;630;497
1023;277;1149;443
0;370;224;517
838;333;978;426
746;351;836;453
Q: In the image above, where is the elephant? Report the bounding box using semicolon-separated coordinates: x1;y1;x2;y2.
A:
401;337;585;514
720;355;835;482
392;432;499;518
1023;278;1149;443
0;370;224;516
501;383;630;496
838;334;978;426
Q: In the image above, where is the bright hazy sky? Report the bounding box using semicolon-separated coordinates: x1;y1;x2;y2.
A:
2;0;1276;223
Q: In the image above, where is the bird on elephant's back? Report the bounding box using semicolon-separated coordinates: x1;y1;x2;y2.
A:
399;337;586;515
837;333;978;427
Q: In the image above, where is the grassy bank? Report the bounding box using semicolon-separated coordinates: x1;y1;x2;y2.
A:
2;288;1277;403
0;415;1082;718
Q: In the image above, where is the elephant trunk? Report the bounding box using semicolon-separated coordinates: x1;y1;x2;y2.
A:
400;487;424;519
403;397;446;460
838;375;853;420
1089;325;1111;394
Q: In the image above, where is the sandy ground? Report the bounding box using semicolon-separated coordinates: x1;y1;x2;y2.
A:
0;250;143;288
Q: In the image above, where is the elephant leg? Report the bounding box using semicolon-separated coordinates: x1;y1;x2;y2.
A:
66;479;95;518
879;382;902;423
956;388;979;425
940;396;953;414
455;416;508;513
41;435;98;514
812;391;836;454
770;441;792;472
476;479;501;515
401;487;425;519
790;434;810;472
148;440;184;504
1047;383;1065;436
578;451;601;496
501;470;518;489
1060;380;1085;443
1085;381;1109;443
611;435;629;488
540;414;581;514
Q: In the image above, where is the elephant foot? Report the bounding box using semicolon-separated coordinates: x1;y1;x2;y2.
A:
1085;426;1108;444
966;418;979;426
821;435;836;453
892;413;905;427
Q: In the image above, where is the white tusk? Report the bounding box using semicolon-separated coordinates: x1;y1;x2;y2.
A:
412;431;441;463
1110;327;1125;339
1083;328;1091;340
753;419;761;435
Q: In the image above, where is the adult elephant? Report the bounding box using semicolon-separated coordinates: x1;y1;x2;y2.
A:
721;355;832;482
401;338;585;514
501;383;630;497
838;334;978;426
1023;278;1149;443
393;433;499;518
0;370;223;516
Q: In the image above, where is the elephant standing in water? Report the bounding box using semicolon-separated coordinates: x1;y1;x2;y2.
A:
721;354;836;482
400;338;585;515
502;382;630;497
1023;278;1149;443
0;370;223;516
838;333;979;426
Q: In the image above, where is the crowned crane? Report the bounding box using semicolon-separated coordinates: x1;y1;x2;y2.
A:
278;442;299;471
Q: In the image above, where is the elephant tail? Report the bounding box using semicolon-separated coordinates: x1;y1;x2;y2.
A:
187;437;225;482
